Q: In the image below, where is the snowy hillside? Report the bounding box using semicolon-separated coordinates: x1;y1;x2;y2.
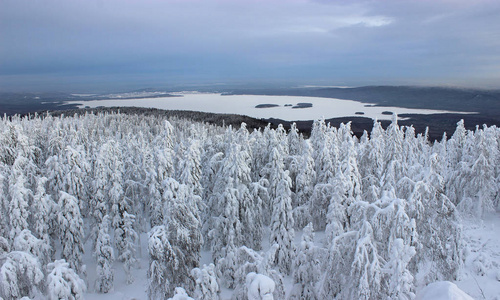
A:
0;112;498;299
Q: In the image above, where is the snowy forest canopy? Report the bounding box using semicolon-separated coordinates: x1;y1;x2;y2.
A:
0;111;499;299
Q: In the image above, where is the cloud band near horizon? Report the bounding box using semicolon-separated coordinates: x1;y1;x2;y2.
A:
1;0;499;91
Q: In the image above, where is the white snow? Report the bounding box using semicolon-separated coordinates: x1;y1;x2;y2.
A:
83;212;500;300
66;93;471;121
416;281;474;300
454;212;500;299
2;110;498;300
247;272;275;300
168;287;195;300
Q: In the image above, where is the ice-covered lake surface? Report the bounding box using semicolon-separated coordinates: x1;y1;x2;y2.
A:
68;93;472;121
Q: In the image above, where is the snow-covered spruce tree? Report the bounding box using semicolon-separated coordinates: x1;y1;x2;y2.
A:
201;151;224;243
313;130;336;185
338;136;362;203
259;124;288;182
320;221;382;299
157;177;180;228
94;215;114;293
248;179;265;250
401;125;421;173
235;122;253;161
384;238;416;300
289;223;321;300
90;184;108;252
152;122;176;184
411;155;463;284
0;236;9;255
324;186;348;246
348;221;382;299
164;180;202;291
268;148;295;275
309;124;344;231
32;176;54;258
97;140;138;284
115;210;138;284
226;245;285;300
249;127;266;182
91;140;119;244
292;140;316;229
246;272;276;300
494;129;500;211
287;122;302;157
309;118;327;173
46;259;86;300
63;145;91;217
446;120;467;181
191;263;221;300
177;138;202;197
168;287;194;300
237;166;262;250
310;182;336;230
0;165;9;237
150;139;175;222
275;124;289;158
8;156;32;240
209;143;254;262
233;124;264;250
383;115;404;187
142;139;163;228
0;123;37;173
92;139;123;222
458;126;498;217
349;192;418;267
358;121;385;203
13;229;51;270
121;132;149;233
324;137;362;243
319;228;356;298
45;154;66;199
200;144;223;207
147;225;182;299
0;123;19;166
45;117;66;157
286;123;301;192
0;250;44;299
57;191;85;275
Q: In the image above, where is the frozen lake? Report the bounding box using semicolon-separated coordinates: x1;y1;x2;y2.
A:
67;93;471;121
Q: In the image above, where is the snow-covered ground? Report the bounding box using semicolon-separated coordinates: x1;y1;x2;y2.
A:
84;213;499;300
455;212;500;299
67;93;471;121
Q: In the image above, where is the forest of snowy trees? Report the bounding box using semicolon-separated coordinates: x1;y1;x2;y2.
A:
0;111;498;299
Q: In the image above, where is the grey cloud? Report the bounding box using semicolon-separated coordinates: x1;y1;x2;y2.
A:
1;0;499;91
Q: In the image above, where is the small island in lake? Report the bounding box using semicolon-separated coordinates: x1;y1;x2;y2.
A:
255;104;280;108
292;102;313;109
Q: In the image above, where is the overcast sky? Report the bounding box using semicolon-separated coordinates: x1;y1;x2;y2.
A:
1;0;500;92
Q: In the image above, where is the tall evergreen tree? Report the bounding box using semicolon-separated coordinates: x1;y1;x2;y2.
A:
269;148;295;275
94;216;114;293
46;259;86;300
0;250;44;299
8;156;32;240
289;223;321;300
164;181;202;289
147;225;181;299
57;191;85;275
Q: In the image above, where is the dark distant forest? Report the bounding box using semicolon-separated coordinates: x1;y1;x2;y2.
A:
1;85;499;141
